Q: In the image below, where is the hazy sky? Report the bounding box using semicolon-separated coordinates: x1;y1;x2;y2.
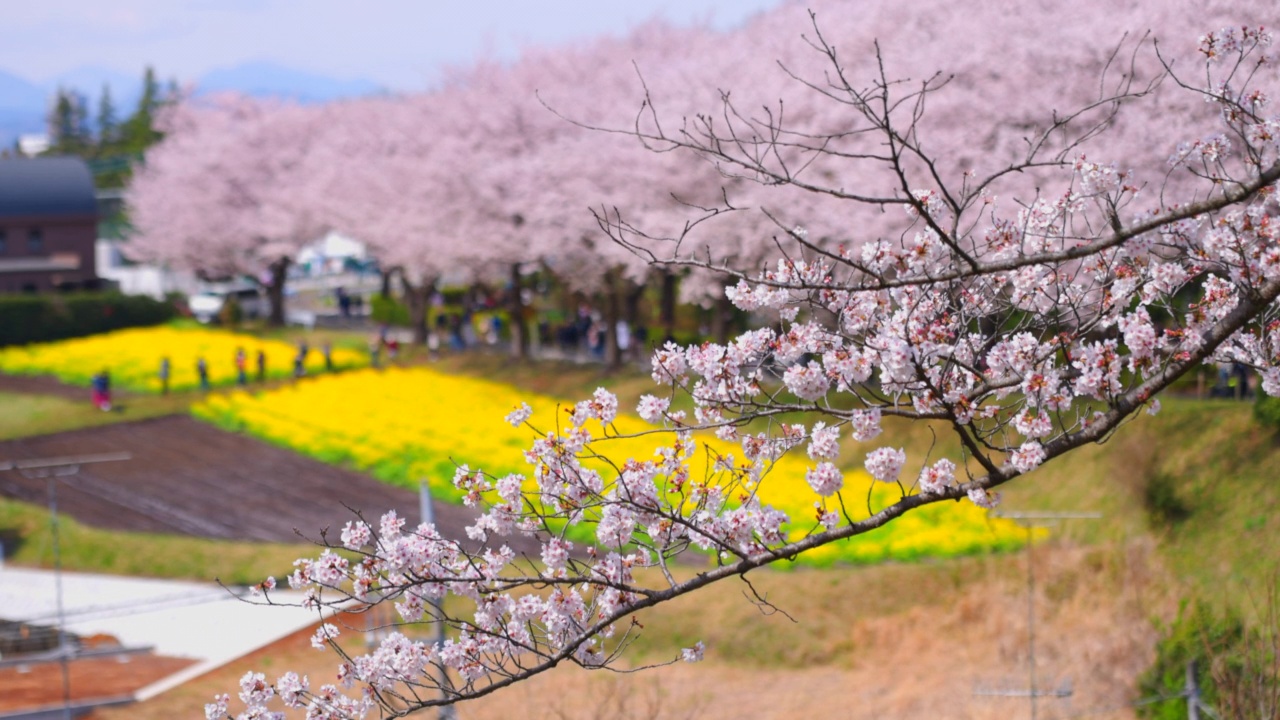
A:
0;0;785;89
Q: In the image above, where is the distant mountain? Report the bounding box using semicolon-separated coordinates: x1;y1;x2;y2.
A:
44;65;145;112
0;68;45;109
195;61;383;103
0;69;46;149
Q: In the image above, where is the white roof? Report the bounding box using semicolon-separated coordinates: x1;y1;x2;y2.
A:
0;566;343;699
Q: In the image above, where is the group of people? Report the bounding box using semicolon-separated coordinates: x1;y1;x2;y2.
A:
149;340;335;398
546;305;649;362
292;340;335;378
156;352;253;394
333;286;363;318
435;311;499;352
1210;362;1256;400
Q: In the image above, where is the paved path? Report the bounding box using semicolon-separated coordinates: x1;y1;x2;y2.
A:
0;566;336;701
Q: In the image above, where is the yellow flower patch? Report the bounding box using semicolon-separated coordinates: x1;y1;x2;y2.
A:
194;367;1030;565
0;326;367;392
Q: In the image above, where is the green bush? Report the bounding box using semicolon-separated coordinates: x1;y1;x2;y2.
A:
1255;394;1280;429
440;286;468;306
1144;472;1192;529
217;296;243;327
1138;598;1280;720
370;293;410;326
1139;602;1239;719
0;292;175;346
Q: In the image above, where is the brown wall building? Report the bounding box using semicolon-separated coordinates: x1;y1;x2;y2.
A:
0;157;100;293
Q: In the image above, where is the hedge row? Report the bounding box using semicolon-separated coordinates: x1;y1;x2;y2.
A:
0;292;176;346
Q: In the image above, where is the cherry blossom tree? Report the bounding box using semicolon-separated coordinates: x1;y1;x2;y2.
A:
127;95;335;325
417;56;588;359
206;5;1280;718
515;22;731;367
316;93;475;343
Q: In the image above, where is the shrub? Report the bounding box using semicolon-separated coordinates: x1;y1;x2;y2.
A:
1143;472;1192;529
1139;597;1280;720
1139;602;1241;720
217;296;243;327
440;286;467;306
0;292;175;346
369;293;410;326
1255;394;1280;430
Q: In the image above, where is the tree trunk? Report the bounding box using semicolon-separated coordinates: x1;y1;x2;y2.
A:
266;257;290;327
380;267;395;298
401;274;435;345
603;270;621;371
508;262;528;360
659;268;677;345
711;291;732;345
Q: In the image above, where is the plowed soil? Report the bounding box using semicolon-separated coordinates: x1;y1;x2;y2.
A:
0;653;196;713
0;414;529;553
0;414;533;715
0;372;90;401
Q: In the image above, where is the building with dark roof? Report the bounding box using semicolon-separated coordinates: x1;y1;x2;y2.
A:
0;157;100;292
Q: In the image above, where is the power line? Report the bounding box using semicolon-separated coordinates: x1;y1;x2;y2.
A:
978;510;1102;720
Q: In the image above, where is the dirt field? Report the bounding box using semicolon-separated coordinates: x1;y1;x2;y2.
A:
0;372;92;401
0;413;539;714
0;414;530;553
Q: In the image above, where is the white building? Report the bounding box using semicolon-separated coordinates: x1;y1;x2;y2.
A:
95;238;200;300
295;232;371;277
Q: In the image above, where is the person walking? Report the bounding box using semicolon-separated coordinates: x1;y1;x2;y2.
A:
295;340;309;378
158;356;171;395
256;349;267;382
196;356;210;392
235;347;248;386
91;370;112;411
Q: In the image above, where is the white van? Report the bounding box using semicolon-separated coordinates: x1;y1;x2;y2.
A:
188;286;266;323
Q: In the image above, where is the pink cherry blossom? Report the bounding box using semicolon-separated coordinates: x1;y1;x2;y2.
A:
805;462;845;497
864;448;907;484
1010;442;1048;474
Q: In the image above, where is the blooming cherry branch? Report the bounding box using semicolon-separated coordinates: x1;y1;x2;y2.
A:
209;20;1280;720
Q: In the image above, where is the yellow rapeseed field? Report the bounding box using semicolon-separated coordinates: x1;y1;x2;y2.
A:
0;325;367;392
194;367;1029;565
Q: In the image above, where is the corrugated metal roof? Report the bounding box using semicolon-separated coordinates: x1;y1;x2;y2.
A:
0;157;98;220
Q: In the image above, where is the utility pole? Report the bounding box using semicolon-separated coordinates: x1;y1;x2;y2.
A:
1186;659;1200;720
420;480;457;720
977;510;1101;720
2;451;130;720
